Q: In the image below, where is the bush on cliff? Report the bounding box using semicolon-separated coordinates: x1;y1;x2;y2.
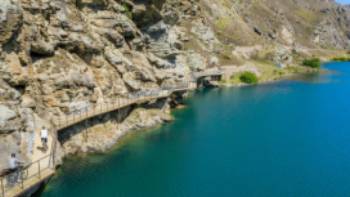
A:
302;58;321;68
239;72;258;84
332;56;350;62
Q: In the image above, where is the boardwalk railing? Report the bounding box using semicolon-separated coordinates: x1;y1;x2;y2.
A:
53;82;194;131
0;72;223;197
1;154;53;197
193;69;224;79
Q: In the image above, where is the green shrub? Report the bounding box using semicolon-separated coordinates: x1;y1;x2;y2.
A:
332;57;350;62
302;58;321;68
122;3;133;18
239;72;258;84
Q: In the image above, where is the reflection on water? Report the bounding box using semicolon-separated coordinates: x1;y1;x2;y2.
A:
40;62;350;197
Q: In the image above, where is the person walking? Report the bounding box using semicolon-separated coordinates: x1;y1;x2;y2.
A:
40;126;48;151
7;153;23;186
9;153;19;173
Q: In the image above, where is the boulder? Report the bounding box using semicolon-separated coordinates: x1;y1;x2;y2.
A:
186;52;207;71
123;72;141;91
122;108;172;131
273;46;293;68
55;70;96;89
104;48;124;65
65;33;104;54
68;101;90;114
209;56;219;67
105;31;125;47
104;48;130;74
147;53;174;69
132;4;162;27
0;0;22;45
30;40;55;56
21;95;36;108
0;105;16;125
1;53;28;86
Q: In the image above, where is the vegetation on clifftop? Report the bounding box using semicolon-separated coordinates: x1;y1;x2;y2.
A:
239;72;258;84
332;56;350;62
302;58;321;68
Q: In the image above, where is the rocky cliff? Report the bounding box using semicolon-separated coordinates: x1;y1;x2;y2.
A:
0;0;349;171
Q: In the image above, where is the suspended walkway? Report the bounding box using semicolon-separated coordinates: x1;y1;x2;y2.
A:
0;69;223;197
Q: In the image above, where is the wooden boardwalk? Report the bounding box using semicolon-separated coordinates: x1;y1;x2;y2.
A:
193;68;224;79
54;83;196;132
1;154;54;197
0;70;222;197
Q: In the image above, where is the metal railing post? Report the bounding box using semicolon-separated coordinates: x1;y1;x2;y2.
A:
20;170;24;189
26;168;29;181
38;161;41;179
1;177;5;197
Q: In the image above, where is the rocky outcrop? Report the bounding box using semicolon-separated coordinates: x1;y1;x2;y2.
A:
0;0;349;174
0;105;16;125
0;0;22;46
61;102;172;154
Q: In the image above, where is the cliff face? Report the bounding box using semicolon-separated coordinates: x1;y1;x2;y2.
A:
0;0;349;170
224;0;350;49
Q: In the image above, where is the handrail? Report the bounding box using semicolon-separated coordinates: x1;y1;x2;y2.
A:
193;70;224;79
53;83;194;131
0;154;53;197
0;71;224;197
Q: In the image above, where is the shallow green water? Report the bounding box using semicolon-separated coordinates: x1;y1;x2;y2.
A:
40;62;350;197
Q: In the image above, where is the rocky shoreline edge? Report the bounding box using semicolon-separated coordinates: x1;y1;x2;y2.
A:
3;59;340;197
51;64;320;165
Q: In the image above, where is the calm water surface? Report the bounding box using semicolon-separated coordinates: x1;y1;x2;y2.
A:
40;62;350;197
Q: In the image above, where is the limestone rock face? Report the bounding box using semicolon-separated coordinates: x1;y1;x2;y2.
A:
0;0;349;173
30;40;55;56
122;108;172;131
0;0;22;45
21;95;36;108
1;53;28;86
0;132;24;171
273;46;293;68
0;105;16;125
61;105;172;154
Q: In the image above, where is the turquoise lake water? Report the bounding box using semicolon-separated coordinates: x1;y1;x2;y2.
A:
39;62;350;197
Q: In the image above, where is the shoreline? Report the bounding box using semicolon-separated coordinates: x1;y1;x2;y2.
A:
50;65;317;157
53;64;322;159
26;62;342;196
55;60;339;159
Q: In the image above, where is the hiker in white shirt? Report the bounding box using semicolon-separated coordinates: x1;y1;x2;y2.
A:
41;126;48;151
9;153;18;170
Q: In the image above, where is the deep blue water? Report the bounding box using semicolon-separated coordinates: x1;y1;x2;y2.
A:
40;62;350;197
